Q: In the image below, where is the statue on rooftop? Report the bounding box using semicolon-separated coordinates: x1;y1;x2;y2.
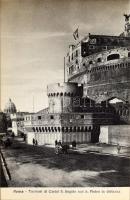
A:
124;14;130;22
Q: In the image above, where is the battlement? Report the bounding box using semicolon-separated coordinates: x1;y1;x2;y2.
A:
47;83;83;114
47;82;82;97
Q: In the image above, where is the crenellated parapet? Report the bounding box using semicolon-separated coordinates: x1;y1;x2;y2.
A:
47;82;82;96
47;83;83;113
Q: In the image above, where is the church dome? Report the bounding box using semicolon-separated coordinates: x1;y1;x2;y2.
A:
4;98;17;114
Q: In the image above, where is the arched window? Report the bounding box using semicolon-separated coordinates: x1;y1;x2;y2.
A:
75;59;78;64
81;127;84;132
39;127;42;132
71;53;73;60
97;57;101;62
60;92;63;96
70;127;72;132
107;53;120;61
33;127;35;132
89;60;93;64
42;127;44;132
58;127;61;132
89;126;91;131
66;127;68;132
51;127;54;132
128;52;130;57
77;127;80;132
74;126;76;132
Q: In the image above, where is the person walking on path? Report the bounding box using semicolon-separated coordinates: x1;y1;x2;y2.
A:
55;140;58;146
72;140;76;149
35;140;38;146
33;138;35;146
117;144;121;154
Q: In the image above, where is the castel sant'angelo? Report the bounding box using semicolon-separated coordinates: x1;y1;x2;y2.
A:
8;14;130;147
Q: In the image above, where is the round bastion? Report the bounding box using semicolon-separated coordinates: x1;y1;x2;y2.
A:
47;82;83;113
47;82;82;96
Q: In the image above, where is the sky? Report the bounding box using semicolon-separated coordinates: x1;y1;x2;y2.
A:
1;0;130;112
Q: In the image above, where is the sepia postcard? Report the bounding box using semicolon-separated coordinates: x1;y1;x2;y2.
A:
0;0;130;199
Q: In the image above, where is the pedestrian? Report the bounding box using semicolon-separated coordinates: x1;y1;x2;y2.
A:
55;140;58;146
35;140;38;146
72;140;76;149
117;144;121;154
32;138;35;146
58;140;62;146
23;134;26;142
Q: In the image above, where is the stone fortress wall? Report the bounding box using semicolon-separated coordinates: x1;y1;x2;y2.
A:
67;47;130;102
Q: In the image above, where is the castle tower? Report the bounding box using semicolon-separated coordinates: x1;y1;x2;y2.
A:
47;82;83;113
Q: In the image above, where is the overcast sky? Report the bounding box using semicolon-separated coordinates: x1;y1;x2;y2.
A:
1;0;130;112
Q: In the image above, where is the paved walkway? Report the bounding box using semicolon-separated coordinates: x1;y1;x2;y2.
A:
75;143;130;158
46;142;130;158
1;137;130;187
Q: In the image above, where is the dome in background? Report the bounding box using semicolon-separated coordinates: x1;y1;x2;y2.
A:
4;98;17;114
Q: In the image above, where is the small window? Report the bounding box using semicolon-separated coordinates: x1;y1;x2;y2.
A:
50;115;54;119
74;126;76;131
107;53;120;61
66;127;68;132
81;115;84;119
128;52;130;57
97;57;101;62
102;46;107;50
89;45;95;49
70;127;72;132
77;127;80;132
89;60;93;64
76;50;78;57
71;53;73;60
38;116;41;120
75;59;78;64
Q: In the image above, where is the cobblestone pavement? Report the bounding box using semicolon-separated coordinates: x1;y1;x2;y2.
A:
1;138;130;187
